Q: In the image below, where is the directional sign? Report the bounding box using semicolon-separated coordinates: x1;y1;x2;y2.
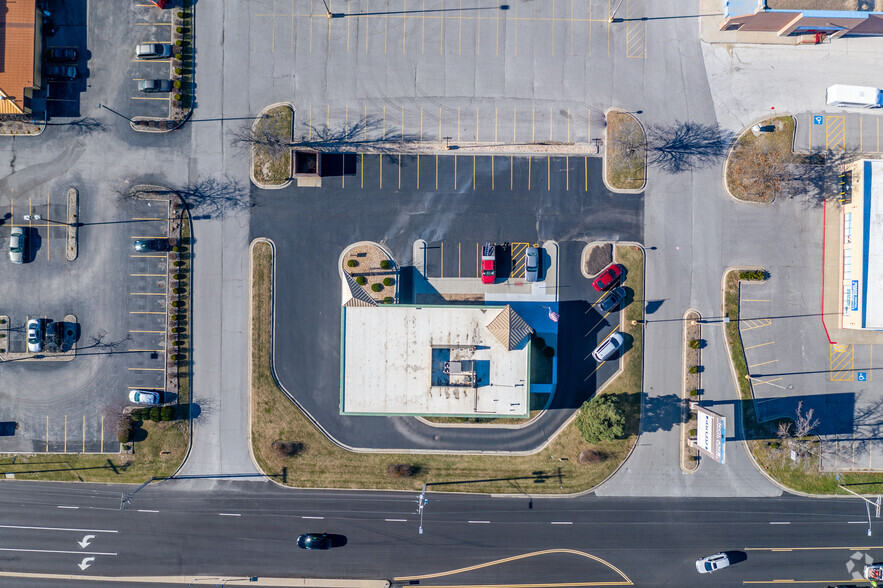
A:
859;372;867;382
78;535;95;549
814;115;824;125
78;556;95;571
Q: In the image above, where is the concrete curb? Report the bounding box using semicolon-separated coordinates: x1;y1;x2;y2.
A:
722;114;796;206
337;241;397;305
0;571;389;587
579;241;613;280
602;108;647;195
66;188;78;261
250;102;294;190
679;309;700;475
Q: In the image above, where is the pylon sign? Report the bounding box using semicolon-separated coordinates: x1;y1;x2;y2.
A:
696;407;726;464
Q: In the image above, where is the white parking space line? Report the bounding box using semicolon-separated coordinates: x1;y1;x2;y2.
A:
57;506;79;509
551;521;573;525
219;513;241;517
302;516;324;520
468;520;491;524
137;509;159;513
769;521;790;525
385;518;408;522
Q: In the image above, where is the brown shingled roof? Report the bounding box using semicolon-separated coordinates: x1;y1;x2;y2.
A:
0;0;37;113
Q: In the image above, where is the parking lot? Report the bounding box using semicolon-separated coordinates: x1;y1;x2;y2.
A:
424;240;537;280
0;185;173;453
246;0;649;147
42;0;88;119
128;3;174;119
795;112;883;155
738;277;883;471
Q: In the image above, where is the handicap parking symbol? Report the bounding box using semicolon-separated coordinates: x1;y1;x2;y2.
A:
858;372;867;381
813;115;824;125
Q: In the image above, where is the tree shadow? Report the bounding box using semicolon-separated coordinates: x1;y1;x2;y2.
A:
646;121;736;174
175;175;249;220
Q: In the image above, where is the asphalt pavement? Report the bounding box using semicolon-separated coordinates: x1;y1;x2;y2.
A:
0;480;880;587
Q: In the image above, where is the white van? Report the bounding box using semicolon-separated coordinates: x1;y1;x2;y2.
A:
826;85;882;109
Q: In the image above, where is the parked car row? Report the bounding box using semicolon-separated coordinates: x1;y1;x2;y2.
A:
590;263;628;363
135;43;173;94
23;318;66;354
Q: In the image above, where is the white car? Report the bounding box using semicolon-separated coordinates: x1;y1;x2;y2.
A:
695;553;730;574
135;43;172;59
129;389;163;406
8;227;24;264
591;331;624;362
26;318;41;353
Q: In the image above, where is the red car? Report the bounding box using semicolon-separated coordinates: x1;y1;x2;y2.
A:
592;263;623;292
481;242;496;284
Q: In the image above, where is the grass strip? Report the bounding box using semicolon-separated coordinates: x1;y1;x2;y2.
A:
605;112;646;191
249;242;645;493
253;106;293;185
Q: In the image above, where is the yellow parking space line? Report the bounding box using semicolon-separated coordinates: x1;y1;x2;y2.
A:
129;330;165;333
131;217;168;221
131;97;170;101
130;273;166;277
131;254;166;258
441;241;444;277
832;343;849;353
64;415;67;453
130;311;165;314
133;59;171;63
129;349;164;352
128;367;164;371
750;377;783;387
476;242;480;277
131;235;168;239
45;415;49;451
748;359;779;368
510;242;529;278
130;292;166;296
829;343;854;381
825;115;846;151
127;386;163;390
458;243;461;278
871;345;873;381
740;318;772;331
101;415;104;453
745;341;775;350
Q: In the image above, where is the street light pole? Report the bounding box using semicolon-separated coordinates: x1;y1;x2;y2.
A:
97;103;133;122
417;483;428;535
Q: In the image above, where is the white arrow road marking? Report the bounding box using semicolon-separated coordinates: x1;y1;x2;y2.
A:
78;557;95;571
0;548;115;556
77;535;95;549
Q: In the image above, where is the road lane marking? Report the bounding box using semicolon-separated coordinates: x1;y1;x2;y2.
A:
769;521;790;525
385;518;407;522
0;524;118;534
550;521;573;525
468;520;491;524
394;548;633;585
302;516;324;519
219;513;241;517
0;548;117;556
137;509;159;513
57;506;79;509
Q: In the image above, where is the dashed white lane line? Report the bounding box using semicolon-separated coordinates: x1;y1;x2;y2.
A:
0;547;117;556
849;521;867;524
385;518;408;522
551;521;573;525
219;513;241;517
769;521;791;525
302;516;324;520
57;506;79;509
0;524;117;534
137;509;159;513
468;520;491;524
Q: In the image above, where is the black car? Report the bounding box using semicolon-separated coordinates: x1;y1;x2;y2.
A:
599;286;626;313
43;63;77;80
296;533;332;550
133;239;169;253
45;47;78;62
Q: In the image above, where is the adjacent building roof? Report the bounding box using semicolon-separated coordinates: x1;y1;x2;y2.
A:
0;0;37;114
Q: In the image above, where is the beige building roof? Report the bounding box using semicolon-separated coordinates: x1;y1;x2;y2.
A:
0;0;37;114
486;305;533;350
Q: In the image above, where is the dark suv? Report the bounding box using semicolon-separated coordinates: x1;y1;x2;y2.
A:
43;63;77;80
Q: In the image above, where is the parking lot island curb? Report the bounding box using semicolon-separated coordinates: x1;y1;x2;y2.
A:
66;188;78;261
0;572;389;587
680;309;701;474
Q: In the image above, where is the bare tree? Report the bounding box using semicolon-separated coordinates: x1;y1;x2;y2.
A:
227;121;290;158
727;139;793;199
776;401;821;468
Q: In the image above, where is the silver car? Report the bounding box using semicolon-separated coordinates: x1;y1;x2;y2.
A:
138;79;172;93
8;227;24;264
26;318;42;353
591;331;624;362
135;43;172;59
524;246;540;282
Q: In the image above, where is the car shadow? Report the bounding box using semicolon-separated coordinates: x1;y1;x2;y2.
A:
724;550;748;565
328;534;347;548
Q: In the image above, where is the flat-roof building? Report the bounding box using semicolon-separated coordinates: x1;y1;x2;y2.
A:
340;305;533;417
841;159;883;330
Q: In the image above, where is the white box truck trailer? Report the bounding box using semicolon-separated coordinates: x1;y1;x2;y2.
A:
826;85;882;108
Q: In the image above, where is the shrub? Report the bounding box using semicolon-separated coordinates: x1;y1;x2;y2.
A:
534;337;545;348
347;259;358;268
543;346;555;358
382;277;394;287
271;440;303;457
174;261;183;267
174;273;185;280
129;409;144;422
171;354;178;361
689;339;700;349
160;406;176;421
770;441;781;450
383;297;394;304
173;288;181;295
356;276;367;285
171;327;179;334
689;389;699;397
371;283;383;292
171;314;179;321
172;246;180;252
688;366;699;374
380;259;390;269
175;40;182;46
739;270;765;281
149;408;162;422
177;10;184;17
576;395;625;443
171;301;181;307
689;428;698;437
386;463;416;478
173;81;182;89
176;26;183;33
174;94;182;102
118;429;132;443
175;67;183;75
